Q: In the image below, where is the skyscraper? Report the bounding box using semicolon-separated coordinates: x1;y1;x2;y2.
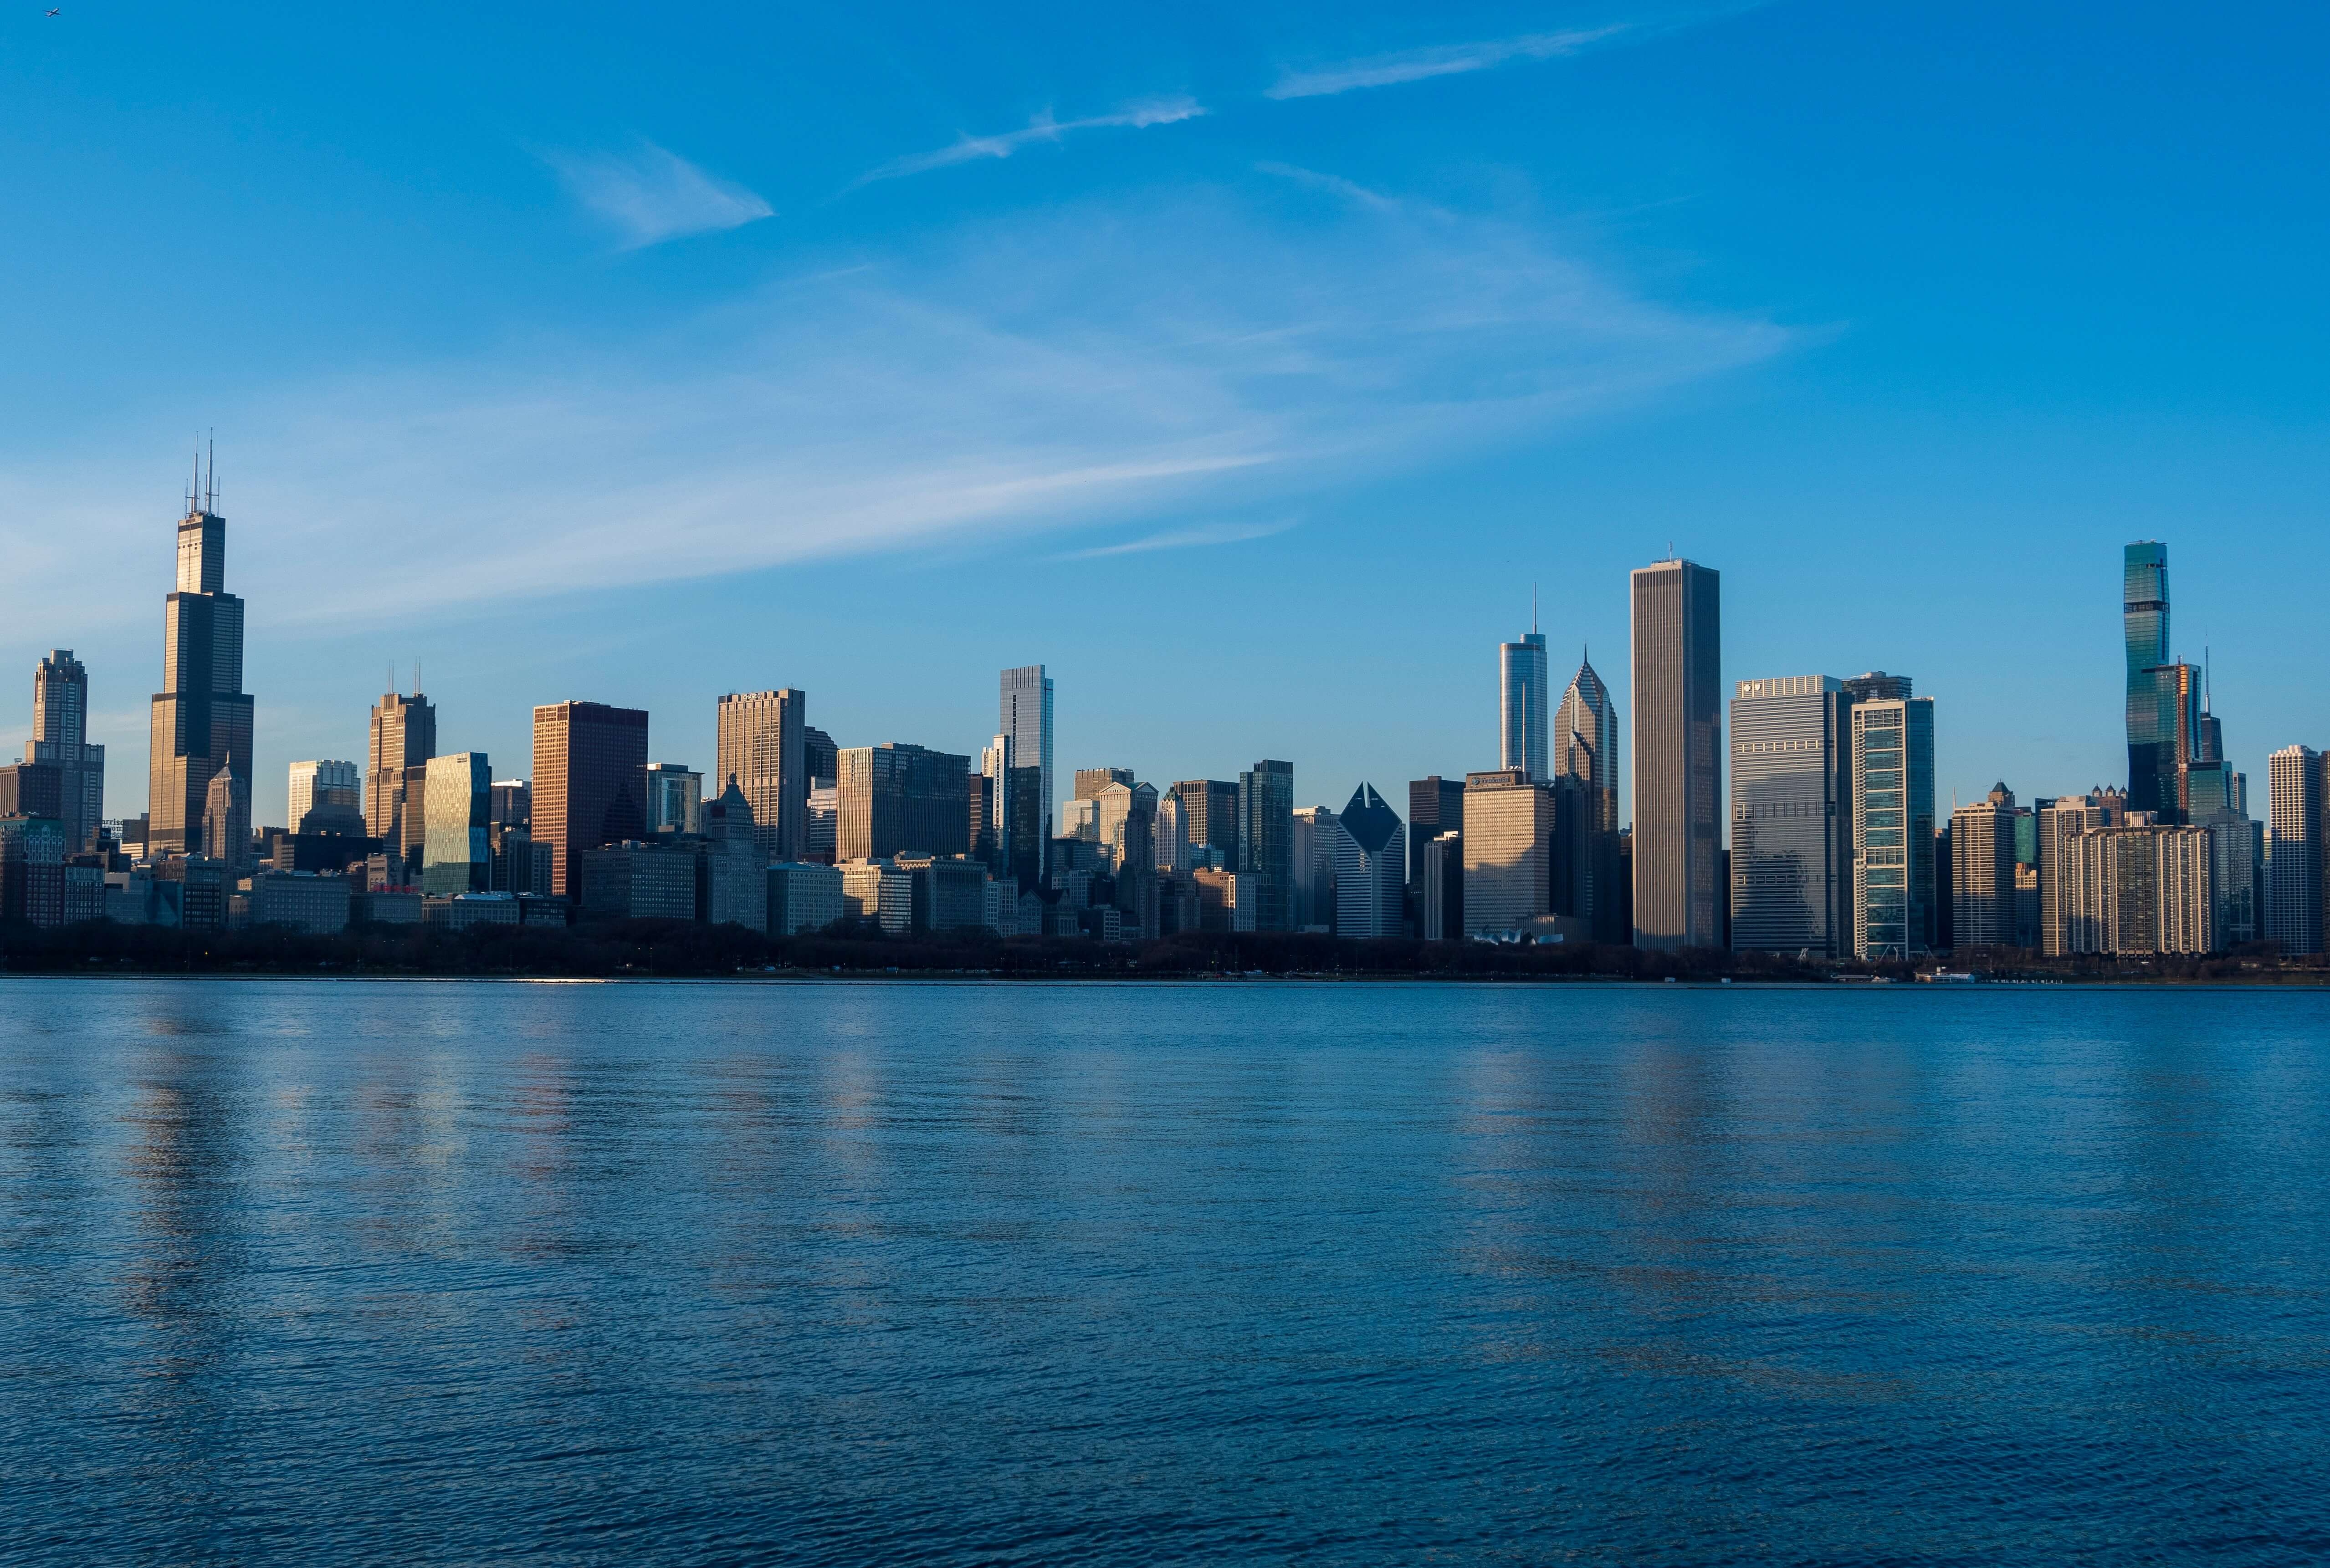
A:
148;458;253;858
1850;696;1936;960
288;759;361;834
422;752;493;896
1460;768;1557;937
1729;675;1852;955
2267;745;2324;956
1334;785;1406;939
533;701;650;899
1500;625;1550;782
1237;760;1295;930
836;743;973;861
1000;665;1053;889
644;761;703;835
1630;558;1721;949
367;690;437;879
1173;780;1240;869
29;650;103;851
1951;783;2024;950
1553;654;1623;942
2124;541;2171;808
1407;776;1465;904
716;689;807;862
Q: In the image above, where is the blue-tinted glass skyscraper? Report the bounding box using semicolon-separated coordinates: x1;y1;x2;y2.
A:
2124;542;2173;816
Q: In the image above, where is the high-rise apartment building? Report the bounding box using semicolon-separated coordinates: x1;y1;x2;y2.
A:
148;463;254;858
1500;628;1549;781
1000;665;1053;889
366;690;437;878
837;743;973;861
645;761;703;836
1850;696;1936;960
2037;790;2122;955
715;689;808;862
2124;542;2175;817
1334;785;1406;940
1630;558;1721;949
1729;675;1852;955
2056;822;2218;955
422;752;493;896
533;701;650;899
288;759;361;834
1951;783;2025;950
2267;745;2324;955
29;650;103;851
1237;760;1295;930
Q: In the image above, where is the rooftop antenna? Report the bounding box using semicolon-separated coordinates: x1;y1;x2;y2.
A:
205;432;215;514
188;436;200;516
1532;582;1538;634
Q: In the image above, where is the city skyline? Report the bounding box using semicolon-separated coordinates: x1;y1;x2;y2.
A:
4;6;2327;831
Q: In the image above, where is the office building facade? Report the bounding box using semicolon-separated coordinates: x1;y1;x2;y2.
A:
1728;674;1851;955
1000;665;1054;889
2124;542;2176;816
1173;780;1240;871
26;650;103;851
148;470;254;858
1631;558;1722;949
1334;785;1406;940
1553;654;1623;942
1407;776;1465;890
2267;745;2324;955
716;689;808;862
366;690;437;880
1850;696;1936;960
289;759;361;835
421;752;493;896
1236;760;1295;931
837;743;973;861
645;761;703;836
533;701;650;899
1461;768;1557;938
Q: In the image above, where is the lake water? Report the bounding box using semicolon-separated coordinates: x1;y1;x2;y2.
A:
2;978;2325;1564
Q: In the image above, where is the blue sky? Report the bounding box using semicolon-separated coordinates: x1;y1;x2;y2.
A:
2;1;2325;828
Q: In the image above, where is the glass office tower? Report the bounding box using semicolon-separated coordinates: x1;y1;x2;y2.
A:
1729;675;1850;955
1851;696;1936;960
1000;665;1053;890
1499;630;1549;782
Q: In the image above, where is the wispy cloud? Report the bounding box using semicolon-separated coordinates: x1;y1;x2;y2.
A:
543;143;773;248
860;97;1206;183
0;184;1788;631
1266;26;1629;99
1059;516;1303;560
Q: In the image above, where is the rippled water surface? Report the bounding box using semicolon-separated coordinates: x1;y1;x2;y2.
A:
3;978;2327;1564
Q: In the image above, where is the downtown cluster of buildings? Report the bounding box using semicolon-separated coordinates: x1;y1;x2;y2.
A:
2;475;2326;964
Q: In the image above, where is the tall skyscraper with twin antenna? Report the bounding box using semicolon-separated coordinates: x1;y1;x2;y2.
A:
148;448;253;858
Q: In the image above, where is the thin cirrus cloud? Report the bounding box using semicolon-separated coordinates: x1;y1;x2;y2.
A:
542;142;774;248
1266;25;1631;98
1057;516;1304;560
858;97;1207;183
0;180;1789;632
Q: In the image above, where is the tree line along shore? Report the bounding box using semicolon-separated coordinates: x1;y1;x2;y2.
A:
0;920;2320;984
